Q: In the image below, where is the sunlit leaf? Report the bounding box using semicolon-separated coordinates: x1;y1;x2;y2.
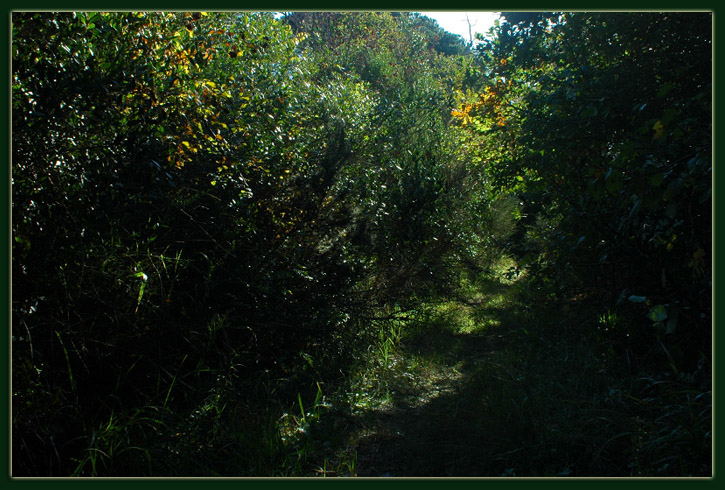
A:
648;304;668;322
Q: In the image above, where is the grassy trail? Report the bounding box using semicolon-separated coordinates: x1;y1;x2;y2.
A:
293;267;711;477
328;272;572;477
351;329;499;477
149;262;709;477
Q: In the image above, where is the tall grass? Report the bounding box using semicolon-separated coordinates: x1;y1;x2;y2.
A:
18;256;710;476
270;256;711;477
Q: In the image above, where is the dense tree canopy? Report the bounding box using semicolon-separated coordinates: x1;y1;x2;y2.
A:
12;11;711;476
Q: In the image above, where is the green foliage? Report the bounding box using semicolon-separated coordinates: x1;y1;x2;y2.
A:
12;10;710;477
282;11;477;302
456;11;711;369
12;10;477;476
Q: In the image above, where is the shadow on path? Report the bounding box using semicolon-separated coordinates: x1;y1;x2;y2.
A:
350;324;526;477
329;287;584;477
299;276;711;477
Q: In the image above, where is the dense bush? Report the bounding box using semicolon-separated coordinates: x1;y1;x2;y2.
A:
11;11;710;476
12;11;472;475
455;12;712;371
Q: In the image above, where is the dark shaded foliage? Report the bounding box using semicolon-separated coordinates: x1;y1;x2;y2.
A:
12;10;711;477
460;12;711;370
12;11;472;476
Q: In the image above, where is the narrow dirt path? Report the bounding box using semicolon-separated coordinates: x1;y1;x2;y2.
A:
303;278;542;477
348;329;506;477
302;273;711;478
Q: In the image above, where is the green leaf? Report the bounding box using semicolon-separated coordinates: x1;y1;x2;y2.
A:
664;178;684;199
656;82;674;98
137;281;146;304
665;202;678;219
649;173;664;188
581;105;598;117
605;173;622;193
648;304;668;323
661;107;678;126
628;295;647;303
665;317;678;334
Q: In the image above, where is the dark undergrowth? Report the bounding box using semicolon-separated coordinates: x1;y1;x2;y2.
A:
13;259;711;477
54;258;707;477
12;12;711;479
292;262;712;477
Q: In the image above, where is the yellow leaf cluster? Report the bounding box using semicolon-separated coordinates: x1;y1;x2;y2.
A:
451;103;474;125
